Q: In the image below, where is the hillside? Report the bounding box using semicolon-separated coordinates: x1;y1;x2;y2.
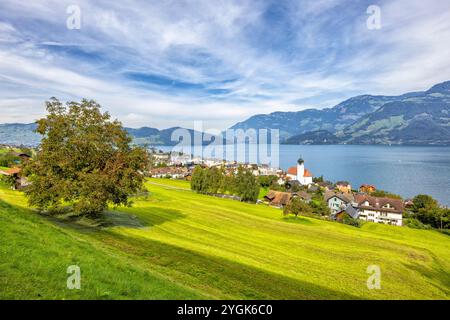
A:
1;179;449;299
231;81;450;145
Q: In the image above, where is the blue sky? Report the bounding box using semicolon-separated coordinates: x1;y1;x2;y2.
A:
0;0;449;129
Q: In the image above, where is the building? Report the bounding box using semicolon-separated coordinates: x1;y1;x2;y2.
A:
325;192;404;226
264;191;292;208
336;181;352;193
149;167;189;179
359;184;376;193
0;167;30;190
264;190;312;208
286;158;313;185
324;191;355;215
335;204;360;222
354;194;404;226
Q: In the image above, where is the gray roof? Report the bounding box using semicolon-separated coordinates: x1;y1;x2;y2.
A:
343;204;360;219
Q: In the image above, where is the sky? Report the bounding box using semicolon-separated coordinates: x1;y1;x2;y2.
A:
0;0;449;129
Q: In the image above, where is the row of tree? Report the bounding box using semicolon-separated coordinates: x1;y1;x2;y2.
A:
190;166;260;203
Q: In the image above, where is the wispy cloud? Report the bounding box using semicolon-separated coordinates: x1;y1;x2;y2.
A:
0;0;449;129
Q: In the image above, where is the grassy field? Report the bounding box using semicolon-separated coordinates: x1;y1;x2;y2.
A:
0;178;449;299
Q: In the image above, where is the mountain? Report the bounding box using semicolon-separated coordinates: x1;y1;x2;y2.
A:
231;81;450;145
0;124;218;147
285;130;341;145
231;95;398;140
339;82;450;145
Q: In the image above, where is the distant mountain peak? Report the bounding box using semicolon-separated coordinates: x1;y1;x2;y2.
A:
427;80;450;93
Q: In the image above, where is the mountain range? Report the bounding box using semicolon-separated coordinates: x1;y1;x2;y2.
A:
1;81;450;146
0;123;211;147
232;81;450;145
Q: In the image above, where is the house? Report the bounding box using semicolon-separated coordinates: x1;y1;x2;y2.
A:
12;152;32;162
286;158;313;185
335;204;360;222
317;181;334;191
292;191;312;203
149;166;188;179
324;191;355;215
264;191;292;208
0;167;30;190
354;194;404;226
404;199;414;209
336;181;352;193
359;184;376;193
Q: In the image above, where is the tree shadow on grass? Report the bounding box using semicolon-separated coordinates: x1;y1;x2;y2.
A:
39;206;186;233
101;231;363;300
106;207;186;229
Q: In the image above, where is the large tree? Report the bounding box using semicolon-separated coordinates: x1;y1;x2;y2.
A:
24;98;149;216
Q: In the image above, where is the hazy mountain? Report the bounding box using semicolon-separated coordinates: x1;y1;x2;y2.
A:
231;81;450;145
0;124;218;147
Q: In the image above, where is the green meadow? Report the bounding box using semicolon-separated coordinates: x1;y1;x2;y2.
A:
0;178;449;299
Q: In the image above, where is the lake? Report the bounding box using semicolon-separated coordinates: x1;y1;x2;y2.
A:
157;144;450;206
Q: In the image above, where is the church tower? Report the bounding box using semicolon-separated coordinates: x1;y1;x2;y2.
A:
297;158;305;183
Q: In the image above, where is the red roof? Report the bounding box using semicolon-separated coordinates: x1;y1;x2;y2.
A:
304;169;313;177
287;166;313;177
0;167;22;176
287;166;297;175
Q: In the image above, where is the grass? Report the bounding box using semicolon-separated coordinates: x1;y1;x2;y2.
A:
0;178;449;299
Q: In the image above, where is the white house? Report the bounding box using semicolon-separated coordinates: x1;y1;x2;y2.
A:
286;158;313;185
324;192;355;215
325;192;404;226
354;194;404;226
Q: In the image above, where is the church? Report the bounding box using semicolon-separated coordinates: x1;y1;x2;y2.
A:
286;158;313;185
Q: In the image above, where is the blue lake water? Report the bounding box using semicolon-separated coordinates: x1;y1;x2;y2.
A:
157;144;450;206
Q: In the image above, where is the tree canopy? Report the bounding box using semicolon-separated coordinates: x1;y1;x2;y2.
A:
24;98;149;216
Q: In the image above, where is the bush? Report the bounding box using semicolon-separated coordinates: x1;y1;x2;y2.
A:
342;215;362;228
404;218;432;230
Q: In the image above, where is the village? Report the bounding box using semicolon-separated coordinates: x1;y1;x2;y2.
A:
0;144;428;228
147;149;408;227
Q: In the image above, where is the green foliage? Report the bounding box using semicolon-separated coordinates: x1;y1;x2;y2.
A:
283;197;312;217
0;153;20;167
234;166;260;202
190;166;207;194
342;215;362;228
409;194;449;230
370;190;402;199
0;174;16;188
310;199;330;216
313;175;324;183
24;98;149;217
206;166;223;194
258;175;278;188
191;165;260;202
412;194;439;212
404;217;432;230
